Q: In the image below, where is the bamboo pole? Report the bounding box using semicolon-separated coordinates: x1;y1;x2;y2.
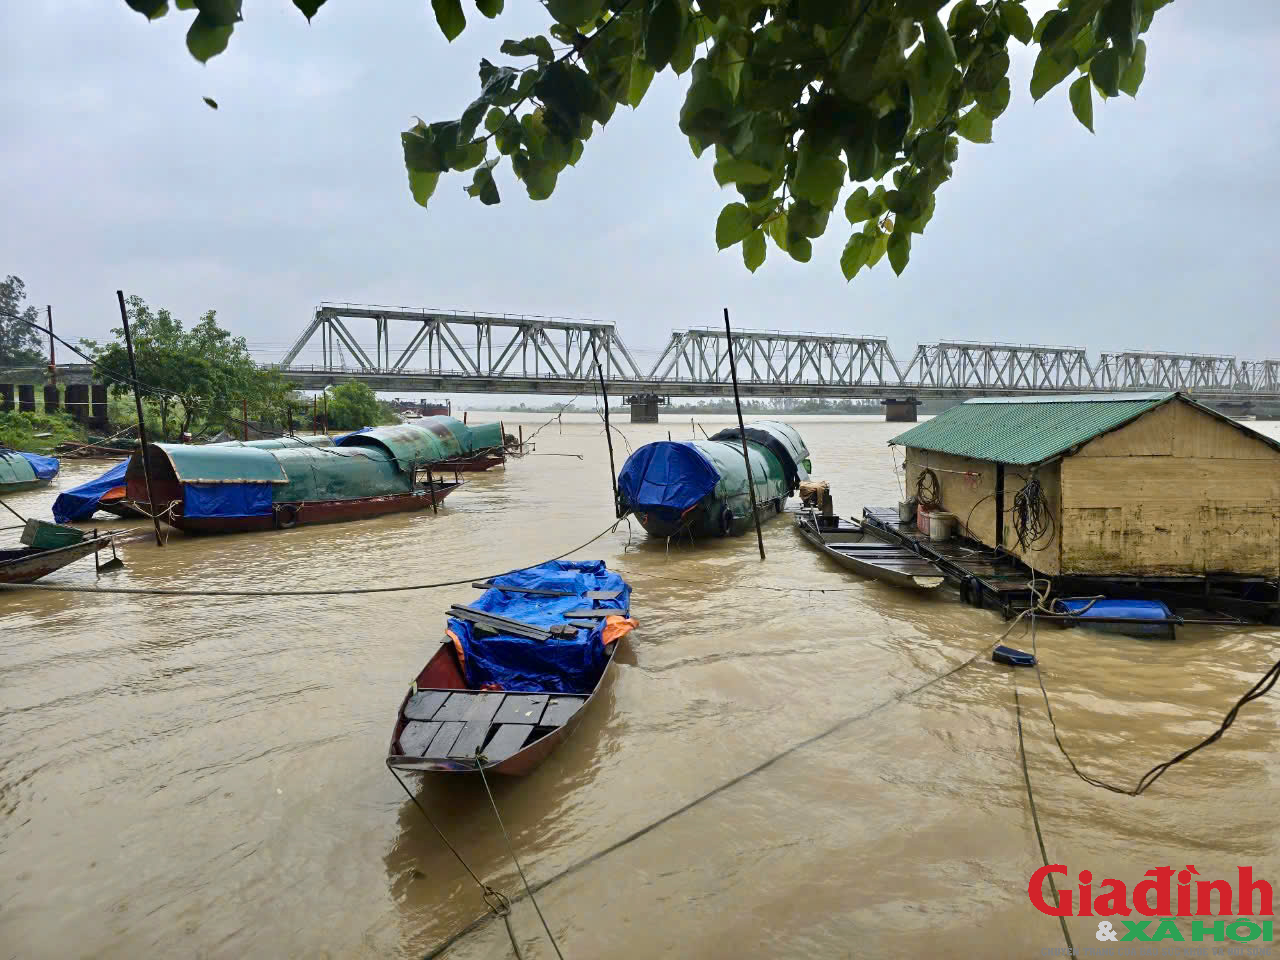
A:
117;290;164;547
591;340;619;517
724;307;764;560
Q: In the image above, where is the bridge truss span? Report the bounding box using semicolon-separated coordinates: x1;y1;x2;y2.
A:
281;304;645;381
646;328;901;386
262;304;1280;404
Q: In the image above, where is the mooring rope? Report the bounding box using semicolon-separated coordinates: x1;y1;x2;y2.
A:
477;753;565;960
1011;675;1075;955
386;762;513;920
0;519;626;597
421;649;984;959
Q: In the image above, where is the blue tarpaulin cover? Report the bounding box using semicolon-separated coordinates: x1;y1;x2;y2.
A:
618;441;719;519
17;451;59;480
1057;598;1173;620
334;427;371;443
183;482;274;519
449;560;631;694
52;460;127;523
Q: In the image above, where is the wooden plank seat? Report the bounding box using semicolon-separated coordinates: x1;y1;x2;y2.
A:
398;689;590;760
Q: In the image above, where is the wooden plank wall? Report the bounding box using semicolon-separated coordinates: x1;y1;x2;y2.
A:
1061;400;1280;575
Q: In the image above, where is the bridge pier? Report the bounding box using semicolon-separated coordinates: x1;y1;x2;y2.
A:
626;393;663;423
884;398;919;423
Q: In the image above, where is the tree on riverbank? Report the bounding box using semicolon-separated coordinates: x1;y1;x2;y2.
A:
88;295;298;440
122;0;1169;277
0;276;47;367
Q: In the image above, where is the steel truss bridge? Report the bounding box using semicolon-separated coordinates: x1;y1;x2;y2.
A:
22;304;1279;406
266;305;1280;404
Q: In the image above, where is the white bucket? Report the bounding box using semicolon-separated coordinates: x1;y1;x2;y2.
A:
926;511;956;541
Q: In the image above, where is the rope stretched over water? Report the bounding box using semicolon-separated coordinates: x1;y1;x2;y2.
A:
0;519;625;598
421;649;984;959
1011;675;1075;955
477;753;565;960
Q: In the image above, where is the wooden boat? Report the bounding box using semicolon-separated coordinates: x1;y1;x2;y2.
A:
124;432;466;535
0;534;113;584
796;510;945;590
388;561;635;776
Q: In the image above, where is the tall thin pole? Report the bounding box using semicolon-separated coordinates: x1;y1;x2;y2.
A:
591;340;620;517
724;307;764;560
46;305;56;387
242;398;248;441
117;290;164;547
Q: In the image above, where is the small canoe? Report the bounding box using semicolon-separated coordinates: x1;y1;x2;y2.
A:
796;510;944;590
0;534;113;584
388;560;636;776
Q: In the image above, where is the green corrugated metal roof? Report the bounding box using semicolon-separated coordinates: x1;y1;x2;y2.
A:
888;393;1176;465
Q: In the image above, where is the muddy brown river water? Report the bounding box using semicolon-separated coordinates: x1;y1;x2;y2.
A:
1;413;1278;959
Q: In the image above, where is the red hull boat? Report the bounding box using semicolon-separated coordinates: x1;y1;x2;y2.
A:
387;637;622;776
387;561;635;776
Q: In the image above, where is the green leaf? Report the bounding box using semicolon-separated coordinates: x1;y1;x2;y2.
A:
1098;0;1140;57
792;145;846;206
1000;2;1034;44
742;229;766;272
546;0;602;27
844;186;876;224
1118;39;1146;96
922;13;957;79
408;169;440;208
840;232;874;281
431;0;466;41
202;95;218;109
766;212;789;251
475;0;503;17
887;230;911;275
670;16;699;75
643;0;684;70
787;237;812;263
466;160;501;204
186;13;234;62
628;59;656;107
865;229;888;267
713;153;773;186
292;0;325;19
1068;74;1094;132
1030;47;1076;101
955;107;992;144
500;36;554;60
679;68;734;146
975;76;1010;119
453;137;487;170
716;202;753;249
126;0;169;18
1090;47;1121;97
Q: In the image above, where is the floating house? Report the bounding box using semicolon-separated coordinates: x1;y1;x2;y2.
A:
0;449;59;494
123;417;504;534
618;421;810;538
890;392;1280;584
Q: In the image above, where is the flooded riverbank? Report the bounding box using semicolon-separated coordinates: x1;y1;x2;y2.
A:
2;414;1278;958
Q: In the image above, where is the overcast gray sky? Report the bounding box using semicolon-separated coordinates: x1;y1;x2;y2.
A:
2;1;1276;375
